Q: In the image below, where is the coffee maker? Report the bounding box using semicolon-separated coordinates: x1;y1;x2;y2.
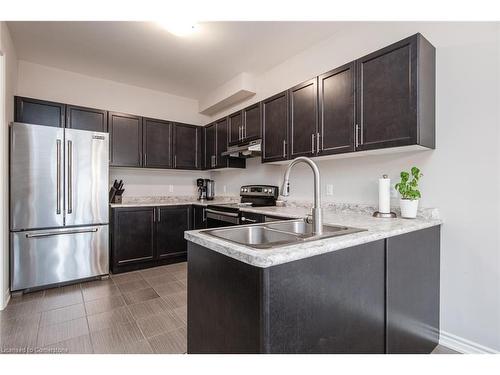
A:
197;178;215;200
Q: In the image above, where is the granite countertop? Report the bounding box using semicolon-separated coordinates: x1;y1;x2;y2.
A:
109;196;238;208
184;203;442;268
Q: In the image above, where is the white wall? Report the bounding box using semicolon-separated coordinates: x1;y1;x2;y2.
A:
212;22;500;352
17;60;210;125
0;22;18;309
109;168;209;198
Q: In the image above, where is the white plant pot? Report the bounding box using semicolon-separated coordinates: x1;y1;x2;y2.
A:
400;199;419;219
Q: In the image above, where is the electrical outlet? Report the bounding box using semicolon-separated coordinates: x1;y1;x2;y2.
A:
326;184;334;196
169;185;174;193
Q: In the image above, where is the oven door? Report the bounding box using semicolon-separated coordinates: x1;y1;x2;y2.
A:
205;209;240;228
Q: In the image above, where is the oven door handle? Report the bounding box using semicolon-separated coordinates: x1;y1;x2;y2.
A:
205;209;239;218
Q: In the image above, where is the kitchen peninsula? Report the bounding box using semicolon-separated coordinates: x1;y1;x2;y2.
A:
185;204;442;354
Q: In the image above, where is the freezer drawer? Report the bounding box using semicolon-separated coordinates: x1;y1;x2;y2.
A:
11;225;109;291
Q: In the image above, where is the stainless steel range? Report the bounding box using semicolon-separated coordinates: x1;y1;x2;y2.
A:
205;185;278;228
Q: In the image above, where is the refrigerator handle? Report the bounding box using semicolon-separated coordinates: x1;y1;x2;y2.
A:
56;139;62;215
67;140;73;214
26;228;99;238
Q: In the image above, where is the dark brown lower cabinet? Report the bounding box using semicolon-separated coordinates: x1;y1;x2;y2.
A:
156;206;192;259
111;205;191;273
193;206;207;229
187;226;440;354
111;207;155;271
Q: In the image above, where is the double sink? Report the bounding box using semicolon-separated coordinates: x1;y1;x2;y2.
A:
202;219;366;250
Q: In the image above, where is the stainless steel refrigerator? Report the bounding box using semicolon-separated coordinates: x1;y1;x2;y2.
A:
10;122;109;292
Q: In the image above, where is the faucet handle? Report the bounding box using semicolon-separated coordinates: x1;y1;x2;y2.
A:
304;214;313;224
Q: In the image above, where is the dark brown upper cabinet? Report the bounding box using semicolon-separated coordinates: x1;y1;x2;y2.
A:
289;78;318;159
228;103;262;146
66;105;107;133
318;62;355;156
228;111;243;146
262;91;289;163
173;123;202;170
355;33;435;151
204;119;245;170
204;123;216;169
156;205;192;259
109;111;143;167
15;96;65;128
215;117;228;168
243;102;261;142
143;118;172;169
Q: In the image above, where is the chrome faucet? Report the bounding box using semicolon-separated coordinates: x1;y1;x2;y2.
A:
280;157;323;235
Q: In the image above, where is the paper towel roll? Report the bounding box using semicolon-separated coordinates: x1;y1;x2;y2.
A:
378;176;391;214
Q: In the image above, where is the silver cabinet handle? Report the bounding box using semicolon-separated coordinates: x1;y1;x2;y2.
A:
26;228;98;238
239;126;242;140
241;217;258;223
360;124;364;145
317;132;321;153
144;153;147;166
282;140;286;158
311;133;315;153
56;139;61;215
205;208;239;217
174;155;177;168
202;208;207;221
158;208;161;222
67;140;73;214
355;124;360;148
244;124;247;139
153;209;156;222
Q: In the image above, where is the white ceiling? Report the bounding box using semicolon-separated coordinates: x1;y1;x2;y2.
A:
8;21;342;100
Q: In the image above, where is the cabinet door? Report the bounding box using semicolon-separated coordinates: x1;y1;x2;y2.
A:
193;206;207;229
204;124;216;169
386;227;440;354
15;96;65;128
356;35;417;151
318;62;355;156
66;105;107;132
228;111;243;146
262;91;289;163
156;206;191;258
112;208;155;267
243;103;261;142
215;118;228;168
143;118;172;169
289;78;318;158
173;123;201;170
109;112;143;167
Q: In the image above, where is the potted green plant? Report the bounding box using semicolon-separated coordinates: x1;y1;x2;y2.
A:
395;167;423;219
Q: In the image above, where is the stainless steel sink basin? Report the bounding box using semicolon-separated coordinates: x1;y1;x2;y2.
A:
202;219;366;250
204;226;301;249
266;221;352;237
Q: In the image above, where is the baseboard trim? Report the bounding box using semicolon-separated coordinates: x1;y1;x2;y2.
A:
0;288;10;310
440;330;499;354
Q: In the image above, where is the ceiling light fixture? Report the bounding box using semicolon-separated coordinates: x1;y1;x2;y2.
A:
155;20;199;37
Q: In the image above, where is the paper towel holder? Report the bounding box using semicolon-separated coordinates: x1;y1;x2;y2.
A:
373;174;397;218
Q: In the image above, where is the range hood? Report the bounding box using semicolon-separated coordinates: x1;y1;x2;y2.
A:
222;139;262;158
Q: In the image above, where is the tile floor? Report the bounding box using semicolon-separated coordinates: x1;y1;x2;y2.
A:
0;262;187;354
0;260;459;354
